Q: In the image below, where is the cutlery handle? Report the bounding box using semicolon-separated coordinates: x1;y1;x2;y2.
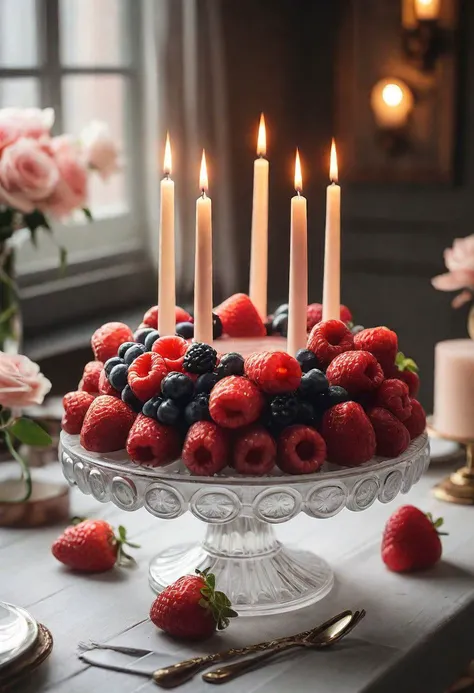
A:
202;641;300;684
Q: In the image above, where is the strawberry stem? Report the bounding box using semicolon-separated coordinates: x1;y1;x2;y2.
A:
115;525;140;566
426;512;449;537
196;568;238;630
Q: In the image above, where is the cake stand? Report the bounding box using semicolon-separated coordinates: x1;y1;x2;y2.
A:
427;418;474;505
59;431;429;616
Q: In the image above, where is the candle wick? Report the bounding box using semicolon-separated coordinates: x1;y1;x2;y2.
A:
164;172;170;180
201;189;206;198
296;190;301;197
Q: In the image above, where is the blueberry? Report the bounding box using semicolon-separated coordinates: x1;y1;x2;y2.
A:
161;372;195;404
122;385;143;413
142;395;163;419
176;322;194;340
157;399;181;425
195;372;219;394
109;363;129;391
351;325;365;335
216;352;244;378
104;356;124;376
134;327;156;344
297;400;319;427
272;313;288;337
296;349;321;374
118;341;136;359
184;394;211;425
326;386;349;408
212;313;223;339
144;329;160;351
274;303;289;317
124;343;146;365
298;369;329;401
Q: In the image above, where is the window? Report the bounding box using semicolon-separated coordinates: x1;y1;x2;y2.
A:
0;0;148;292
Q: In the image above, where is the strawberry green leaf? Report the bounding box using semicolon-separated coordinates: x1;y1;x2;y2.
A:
395;352;419;373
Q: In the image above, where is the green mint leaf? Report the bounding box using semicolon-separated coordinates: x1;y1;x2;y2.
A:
9;417;52;447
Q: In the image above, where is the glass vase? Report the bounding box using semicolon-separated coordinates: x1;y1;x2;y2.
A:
0;244;21;354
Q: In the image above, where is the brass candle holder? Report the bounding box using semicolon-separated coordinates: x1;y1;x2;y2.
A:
427;417;474;505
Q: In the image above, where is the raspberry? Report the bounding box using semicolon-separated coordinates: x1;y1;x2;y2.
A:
307;320;354;368
367;407;411;457
321;401;376;466
326;350;384;396
62;391;95;434
340;305;352;323
244;351;301;394
209;376;264;429
233;426;276;475
152;336;188;371
80;395;136;453
126;414;180;466
79;361;103;393
127;352;168;401
183;343;218;374
91;322;134;363
142;305;193;329
375;379;412;422
277;425;326;474
354;327;398;371
98;368;120;397
306;304;352;332
215;293;266;337
398;369;420;397
404;398;426;439
182;421;228;475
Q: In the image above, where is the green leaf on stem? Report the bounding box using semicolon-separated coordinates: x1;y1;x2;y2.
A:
59;246;68;275
83;207;93;222
0;430;32;503
10;417;52;447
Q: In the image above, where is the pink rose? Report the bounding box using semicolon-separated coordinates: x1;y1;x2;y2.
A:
0;117;21;154
432;235;474;307
0;352;51;409
81;120;120;180
42;135;88;219
0;107;54;139
0;138;59;214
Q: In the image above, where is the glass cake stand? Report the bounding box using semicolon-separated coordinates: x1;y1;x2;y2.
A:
59;431;429;616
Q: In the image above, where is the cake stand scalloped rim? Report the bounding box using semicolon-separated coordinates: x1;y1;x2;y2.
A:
59;432;430;524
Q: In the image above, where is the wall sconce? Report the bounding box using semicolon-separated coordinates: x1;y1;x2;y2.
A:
370;78;414;155
402;0;443;71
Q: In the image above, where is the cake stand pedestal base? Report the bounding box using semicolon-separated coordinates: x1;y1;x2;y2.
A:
428;419;474;505
149;517;334;616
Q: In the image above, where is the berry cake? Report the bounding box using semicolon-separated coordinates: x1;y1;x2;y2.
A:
62;311;427;477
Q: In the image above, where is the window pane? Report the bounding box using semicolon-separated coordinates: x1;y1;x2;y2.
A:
62;75;128;216
0;0;38;67
59;0;129;66
0;79;39;108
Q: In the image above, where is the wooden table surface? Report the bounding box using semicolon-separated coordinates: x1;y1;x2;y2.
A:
1;454;473;693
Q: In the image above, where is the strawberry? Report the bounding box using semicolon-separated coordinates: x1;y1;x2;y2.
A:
307;320;354;368
375;379;412;422
80;395;136;452
277;425;326;474
78;361;103;393
215;293;266;337
244;351;302;394
98;368;120;397
367;407;411;457
128;352;168;401
152;336;188;371
353;327;398;372
62;391;95;434
182;421;229;475
209;376;264;429
326;350;384;396
381;505;445;572
126;414;181;466
321;401;376;466
91;322;134;363
52;519;139;572
142;305;193;329
233;426;276;475
150;568;237;640
404;398;426;439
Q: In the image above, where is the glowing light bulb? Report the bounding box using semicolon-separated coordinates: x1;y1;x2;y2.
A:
370;78;414;129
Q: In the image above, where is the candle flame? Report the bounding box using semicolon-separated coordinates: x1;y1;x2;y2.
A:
294;149;303;192
257;113;266;157
163;132;172;176
330;139;338;183
199;150;208;193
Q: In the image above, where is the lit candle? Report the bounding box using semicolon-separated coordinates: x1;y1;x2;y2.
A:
249;113;269;319
158;133;176;336
194;150;213;345
322;140;341;322
370;78;414;130
287;149;308;356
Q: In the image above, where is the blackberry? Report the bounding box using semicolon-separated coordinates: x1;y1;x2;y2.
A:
121;385;143;413
297;400;319;427
195;372;219;394
212;313;223;339
109;363;128;391
327;385;349;407
272;313;288;337
183;342;217;374
118;341;136;359
184;394;211;425
274;303;289;317
134;327;155;345
296;348;321;374
351;325;365;335
297;369;329;401
161;372;194;405
215;352;244;378
176;322;194;340
104;356;123;377
124;343;146;365
142;395;163;419
144;329;160;351
270;394;299;428
157;399;181;425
